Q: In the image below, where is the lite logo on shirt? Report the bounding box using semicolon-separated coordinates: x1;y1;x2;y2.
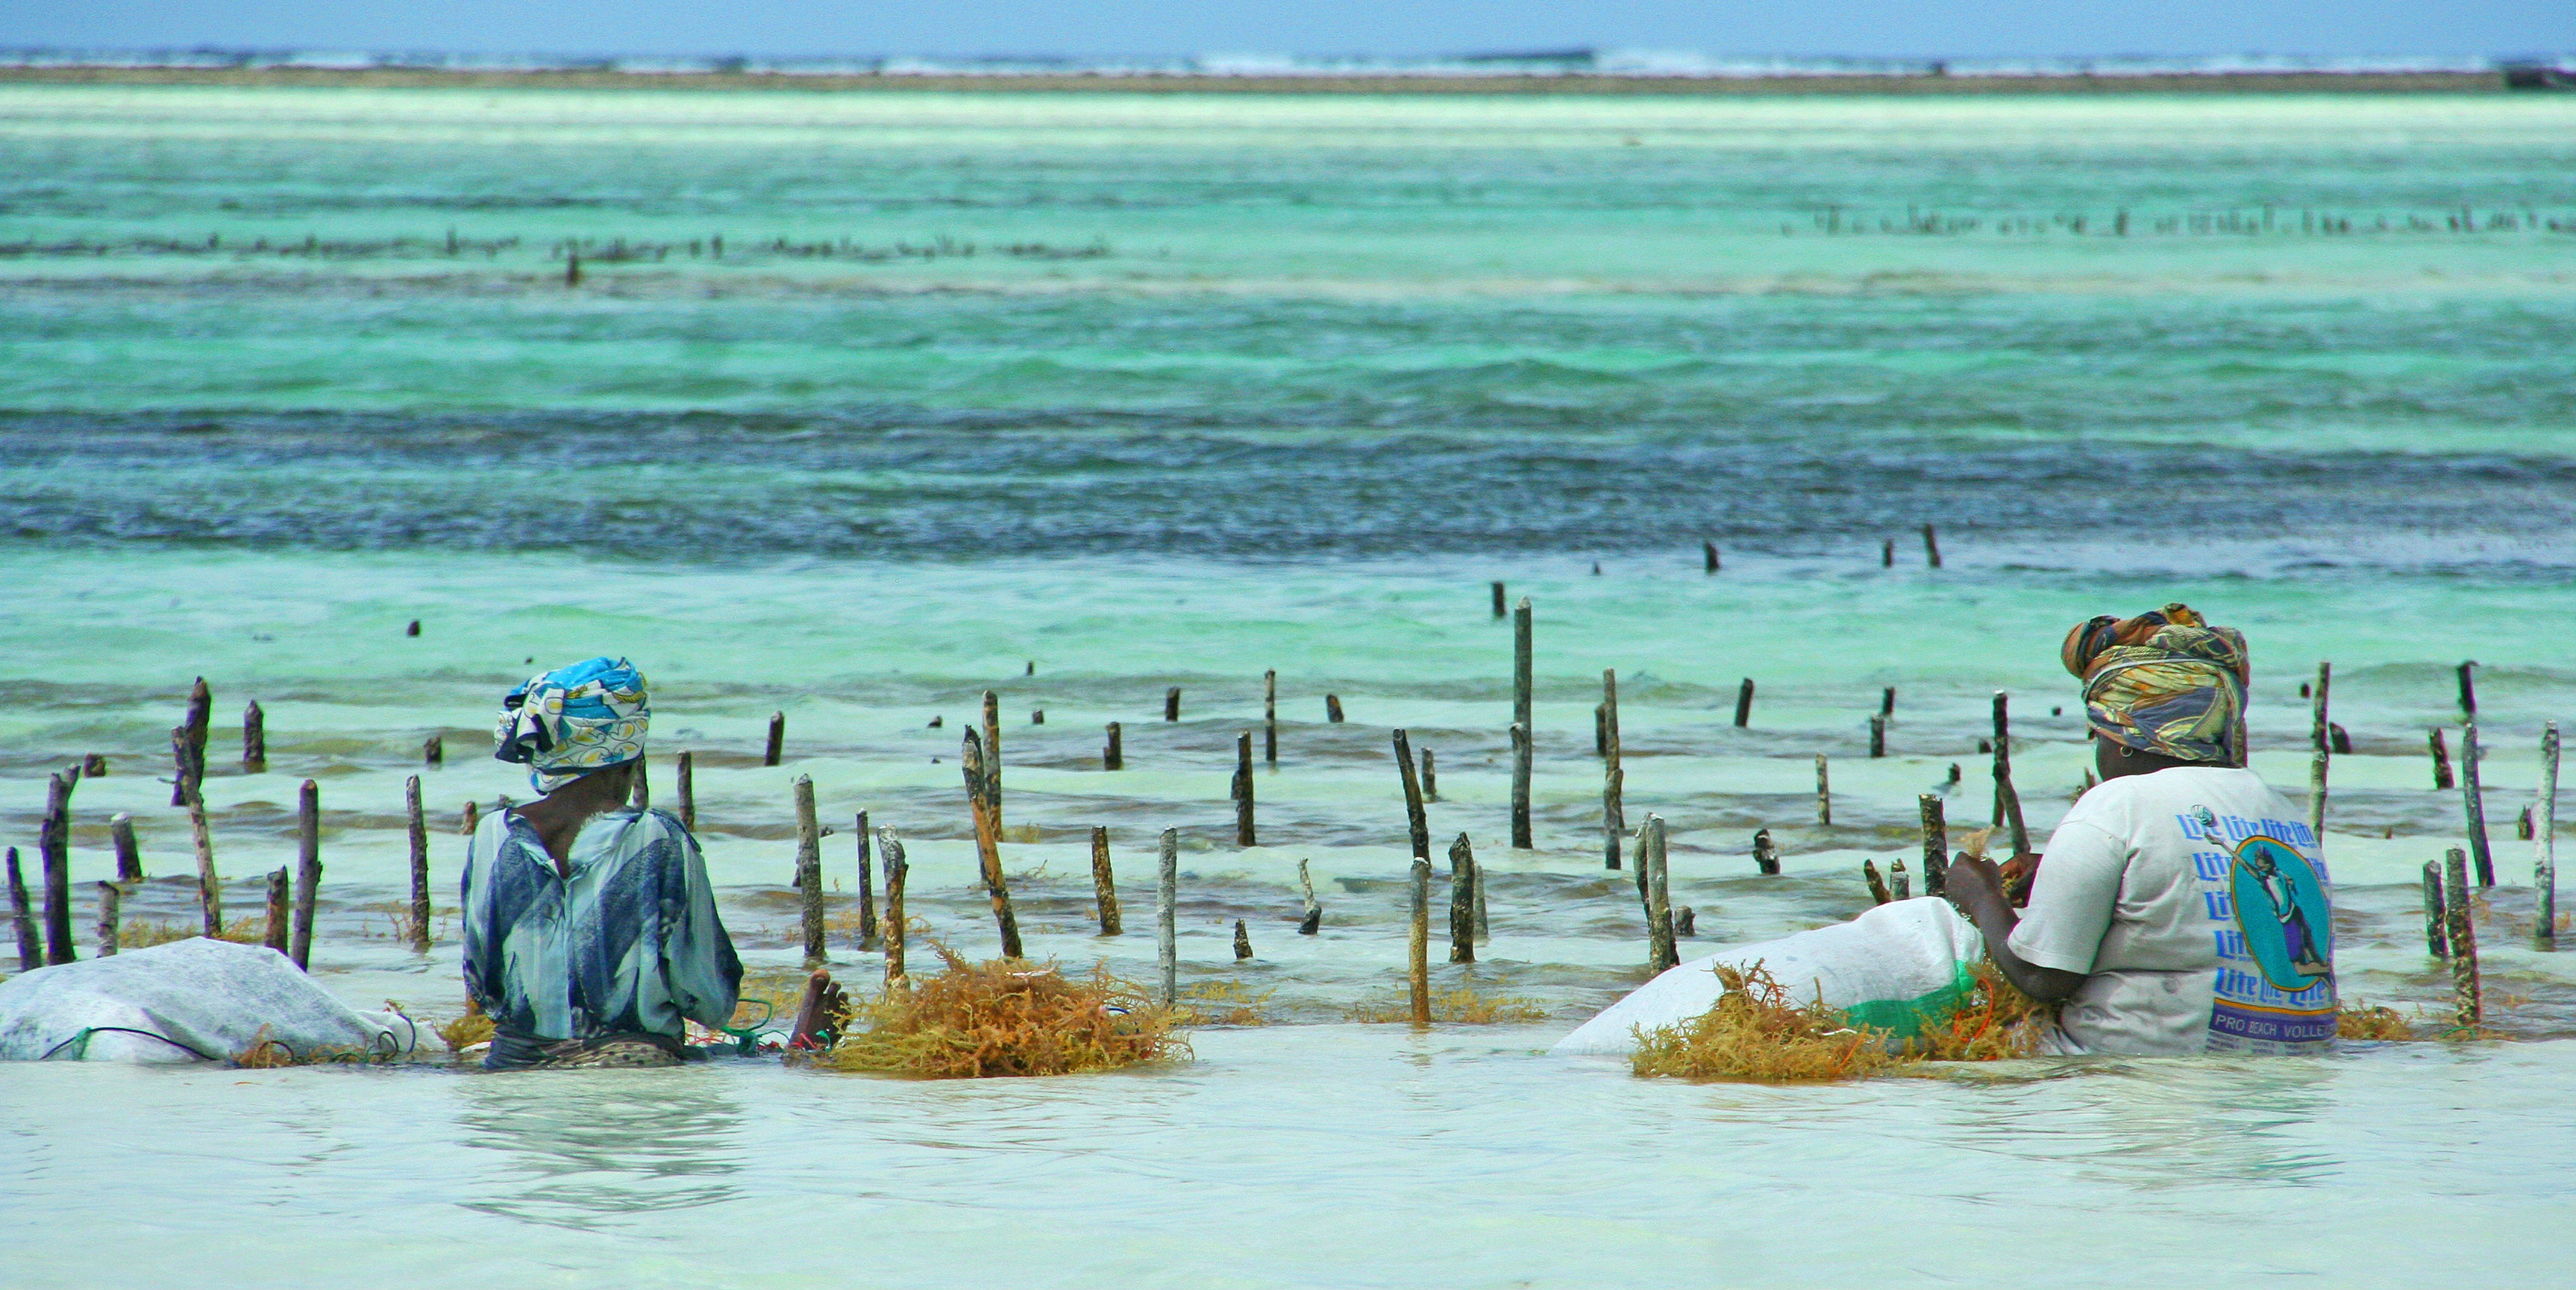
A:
2179;806;2337;1053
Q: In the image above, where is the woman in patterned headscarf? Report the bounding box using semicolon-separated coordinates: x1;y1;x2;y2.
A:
462;657;751;1069
1946;605;2338;1056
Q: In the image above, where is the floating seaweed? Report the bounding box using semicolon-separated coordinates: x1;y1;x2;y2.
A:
817;942;1185;1079
1629;962;1893;1083
1344;984;1549;1025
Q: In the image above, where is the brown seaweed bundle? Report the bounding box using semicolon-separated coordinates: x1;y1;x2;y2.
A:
820;944;1186;1079
1629;962;1893;1083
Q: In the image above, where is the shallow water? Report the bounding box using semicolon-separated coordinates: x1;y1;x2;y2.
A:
2;86;2574;1286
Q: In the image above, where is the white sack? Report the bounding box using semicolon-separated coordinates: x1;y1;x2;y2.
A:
1550;897;1986;1057
0;938;423;1063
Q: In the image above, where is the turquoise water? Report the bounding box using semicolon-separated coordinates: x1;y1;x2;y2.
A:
3;86;2574;1286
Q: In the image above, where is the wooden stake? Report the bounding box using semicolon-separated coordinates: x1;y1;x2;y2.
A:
1644;815;1676;973
289;778;320;970
2430;728;2454;790
1881;686;1896;716
1511;597;1532;849
2421;860;2448;957
1734;677;1754;728
765;711;785;766
1447;833;1477;964
1869;713;1887;759
960;730;1024;958
2305;663;2332;860
1408;856;1431;1024
1890;859;1911;899
1815;754;1831;826
1235;731;1256;847
1089;825;1121;936
1421;748;1438;801
794;774;825;967
405;774;429;952
677;751;696;830
1703;541;1720;573
1602;669;1624;871
110;812;141;883
187;782;220;936
2443;847;2480;1027
264;868;289;953
1391;730;1430;864
2463;723;2495;886
855;811;878;949
982;690;1003;834
1165;686;1181;721
1104;721;1124;769
93;880;118;957
424;733;443;768
1919;795;1948;895
1326;694;1344;723
1297;858;1320;934
1752;827;1779;876
1156;827;1178;1007
1993;692;2028;854
175;677;210;807
2457;660;2478;721
1673;906;1693;937
629;754;649;810
2538;721;2559;951
1921;523;1942;568
1863;859;1893;904
1264;670;1278;764
1881;539;1894;567
1490;580;1506;619
242;701;266;773
40;772;72;965
879;828;908;989
1595;703;1607;756
1233;919;1252;961
7;849;36;971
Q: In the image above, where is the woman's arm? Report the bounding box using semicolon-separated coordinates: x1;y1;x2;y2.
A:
1944;856;2087;1003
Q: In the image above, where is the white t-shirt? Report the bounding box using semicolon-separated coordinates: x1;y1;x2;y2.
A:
2008;766;2337;1056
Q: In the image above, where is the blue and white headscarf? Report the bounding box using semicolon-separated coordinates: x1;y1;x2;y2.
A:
494;657;650;794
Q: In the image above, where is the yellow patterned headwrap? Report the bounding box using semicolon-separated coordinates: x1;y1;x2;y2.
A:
2062;604;2248;765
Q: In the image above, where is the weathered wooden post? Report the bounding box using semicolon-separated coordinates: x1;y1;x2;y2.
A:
1165;687;1181;721
187;780;221;936
1644;815;1676;972
1922;523;1942;568
1326;695;1344;723
2430;729;2454;789
1447;833;1477;965
794;774;825;967
1088;825;1121;936
960;730;1025;958
40;772;73;964
2307;662;2331;854
1104;721;1124;770
1602;669;1625;870
1595;704;1607;756
93;880;119;957
263;868;289;953
1752;827;1779;876
1511;596;1533;849
242;701;266;773
424;734;443;768
1234;919;1253;961
80;753;104;777
1408;856;1431;1024
764;711;785;766
1881;686;1896;717
1235;731;1256;847
174;677;210;807
1392;730;1431;865
1703;541;1720;573
1815;754;1831;826
2457;660;2478;721
1734;678;1754;727
1863;859;1893;904
982;690;1003;833
2462;723;2495;886
1993;692;2028;854
110;813;141;883
853;810;878;949
1156;827;1178;1007
878;828;908;988
1881;539;1894;567
629;754;649;810
1890;859;1911;899
2443;847;2480;1027
7;848;36;970
289;779;321;970
1490;580;1505;619
2422;860;2448;957
668;750;692;830
406;774;430;952
1421;748;1438;801
1869;713;1887;759
1920;795;1948;895
1297;858;1321;934
2537;722;2559;951
1264;670;1278;764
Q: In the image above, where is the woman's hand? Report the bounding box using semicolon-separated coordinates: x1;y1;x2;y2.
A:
1944;854;2008;924
1944;854;2086;1003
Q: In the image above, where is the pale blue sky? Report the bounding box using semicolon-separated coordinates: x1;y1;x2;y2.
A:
4;1;2569;60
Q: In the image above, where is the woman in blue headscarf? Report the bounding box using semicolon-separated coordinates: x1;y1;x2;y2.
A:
461;657;745;1068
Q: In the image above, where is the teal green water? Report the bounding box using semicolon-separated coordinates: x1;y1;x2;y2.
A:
2;86;2574;1286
